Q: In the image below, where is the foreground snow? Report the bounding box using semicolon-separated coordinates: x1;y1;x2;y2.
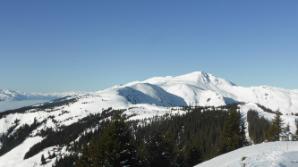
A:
196;142;298;167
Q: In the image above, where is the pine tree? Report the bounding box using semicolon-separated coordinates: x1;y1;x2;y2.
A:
220;110;242;153
268;112;283;141
247;110;271;143
41;154;46;165
296;119;298;136
144;132;174;167
184;144;201;166
286;124;290;132
76;111;138;167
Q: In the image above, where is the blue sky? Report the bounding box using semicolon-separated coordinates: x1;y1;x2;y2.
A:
0;1;297;92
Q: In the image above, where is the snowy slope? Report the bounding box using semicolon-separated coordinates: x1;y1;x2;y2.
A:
195;141;298;167
137;71;298;115
96;71;298;115
0;95;184;167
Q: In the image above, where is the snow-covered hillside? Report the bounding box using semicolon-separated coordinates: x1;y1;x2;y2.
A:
195;141;298;167
94;71;298;115
142;72;298;115
0;71;297;167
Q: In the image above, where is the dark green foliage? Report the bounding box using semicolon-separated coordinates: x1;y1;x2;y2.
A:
41;154;46;165
134;106;246;166
247;110;271;143
219;110;244;153
142;131;177;167
76;111;138;167
285;124;290;133
53;154;77;167
267;112;283;141
296;119;298;136
240;118;248;146
248;110;285;143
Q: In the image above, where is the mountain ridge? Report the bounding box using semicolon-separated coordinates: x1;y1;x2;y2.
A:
2;71;298;114
92;71;298;115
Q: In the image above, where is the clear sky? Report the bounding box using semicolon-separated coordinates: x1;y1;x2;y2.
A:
0;0;297;92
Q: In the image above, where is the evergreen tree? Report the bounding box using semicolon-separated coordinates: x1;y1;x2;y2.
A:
143;131;176;167
183;144;201;167
76;111;138;167
240;117;248;146
41;154;46;165
296;119;298;136
247;110;271;143
220;110;242;153
268;112;283;141
286;124;290;132
55;106;250;167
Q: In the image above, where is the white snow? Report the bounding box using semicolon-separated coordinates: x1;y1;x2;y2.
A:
119;71;298;115
0;137;55;167
195;142;298;167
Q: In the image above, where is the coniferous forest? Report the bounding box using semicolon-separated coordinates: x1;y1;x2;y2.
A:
52;105;251;167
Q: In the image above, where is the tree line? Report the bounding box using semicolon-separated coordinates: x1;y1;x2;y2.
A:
54;106;247;167
247;110;289;143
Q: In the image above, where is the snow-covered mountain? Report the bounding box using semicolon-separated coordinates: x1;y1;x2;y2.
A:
94;71;298;115
195;141;298;167
0;71;297;167
2;71;297;114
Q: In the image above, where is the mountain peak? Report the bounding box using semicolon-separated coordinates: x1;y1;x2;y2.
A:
173;71;236;87
143;71;235;87
176;71;212;81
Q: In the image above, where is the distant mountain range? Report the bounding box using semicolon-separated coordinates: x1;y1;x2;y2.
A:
0;89;82;102
0;90;84;112
0;89;56;102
